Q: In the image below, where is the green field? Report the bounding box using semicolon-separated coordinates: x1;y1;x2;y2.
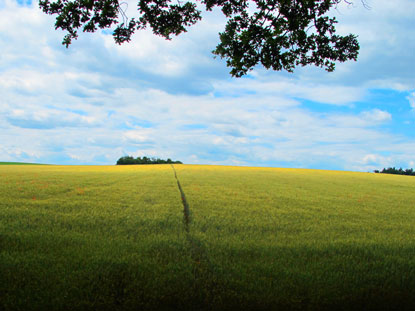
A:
0;162;45;165
1;164;415;310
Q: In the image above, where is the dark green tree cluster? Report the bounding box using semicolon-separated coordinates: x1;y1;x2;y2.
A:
116;156;182;165
39;0;361;77
374;167;415;176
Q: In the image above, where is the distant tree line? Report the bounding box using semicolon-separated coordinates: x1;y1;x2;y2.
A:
116;156;182;165
374;167;415;176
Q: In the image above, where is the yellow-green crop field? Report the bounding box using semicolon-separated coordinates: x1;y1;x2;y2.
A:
1;164;415;310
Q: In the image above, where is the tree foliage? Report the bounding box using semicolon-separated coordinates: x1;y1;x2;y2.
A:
116;156;182;165
374;167;415;176
39;0;361;76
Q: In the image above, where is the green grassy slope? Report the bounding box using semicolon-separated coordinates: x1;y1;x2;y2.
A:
1;164;415;310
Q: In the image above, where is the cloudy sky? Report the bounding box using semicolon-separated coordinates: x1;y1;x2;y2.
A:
1;0;414;171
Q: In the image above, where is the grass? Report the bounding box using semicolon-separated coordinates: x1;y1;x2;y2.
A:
0;165;194;310
1;164;415;310
175;165;415;310
0;162;45;165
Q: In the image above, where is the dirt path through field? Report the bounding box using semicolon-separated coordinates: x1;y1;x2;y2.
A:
170;165;220;310
171;164;191;232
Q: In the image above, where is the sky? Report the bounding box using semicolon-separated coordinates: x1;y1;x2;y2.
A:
0;0;414;171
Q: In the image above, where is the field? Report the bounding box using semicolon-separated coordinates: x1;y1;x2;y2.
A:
1;164;415;310
0;162;45;165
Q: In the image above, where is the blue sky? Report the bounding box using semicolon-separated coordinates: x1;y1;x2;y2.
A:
0;0;414;171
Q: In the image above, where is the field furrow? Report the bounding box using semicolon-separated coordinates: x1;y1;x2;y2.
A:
171;164;221;310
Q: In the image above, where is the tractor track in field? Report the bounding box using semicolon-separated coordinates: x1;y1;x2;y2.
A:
170;165;220;310
171;164;191;232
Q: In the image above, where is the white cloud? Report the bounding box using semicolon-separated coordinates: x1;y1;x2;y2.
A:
360;109;392;123
123;130;153;143
212;78;364;105
362;154;378;164
5;107;100;129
